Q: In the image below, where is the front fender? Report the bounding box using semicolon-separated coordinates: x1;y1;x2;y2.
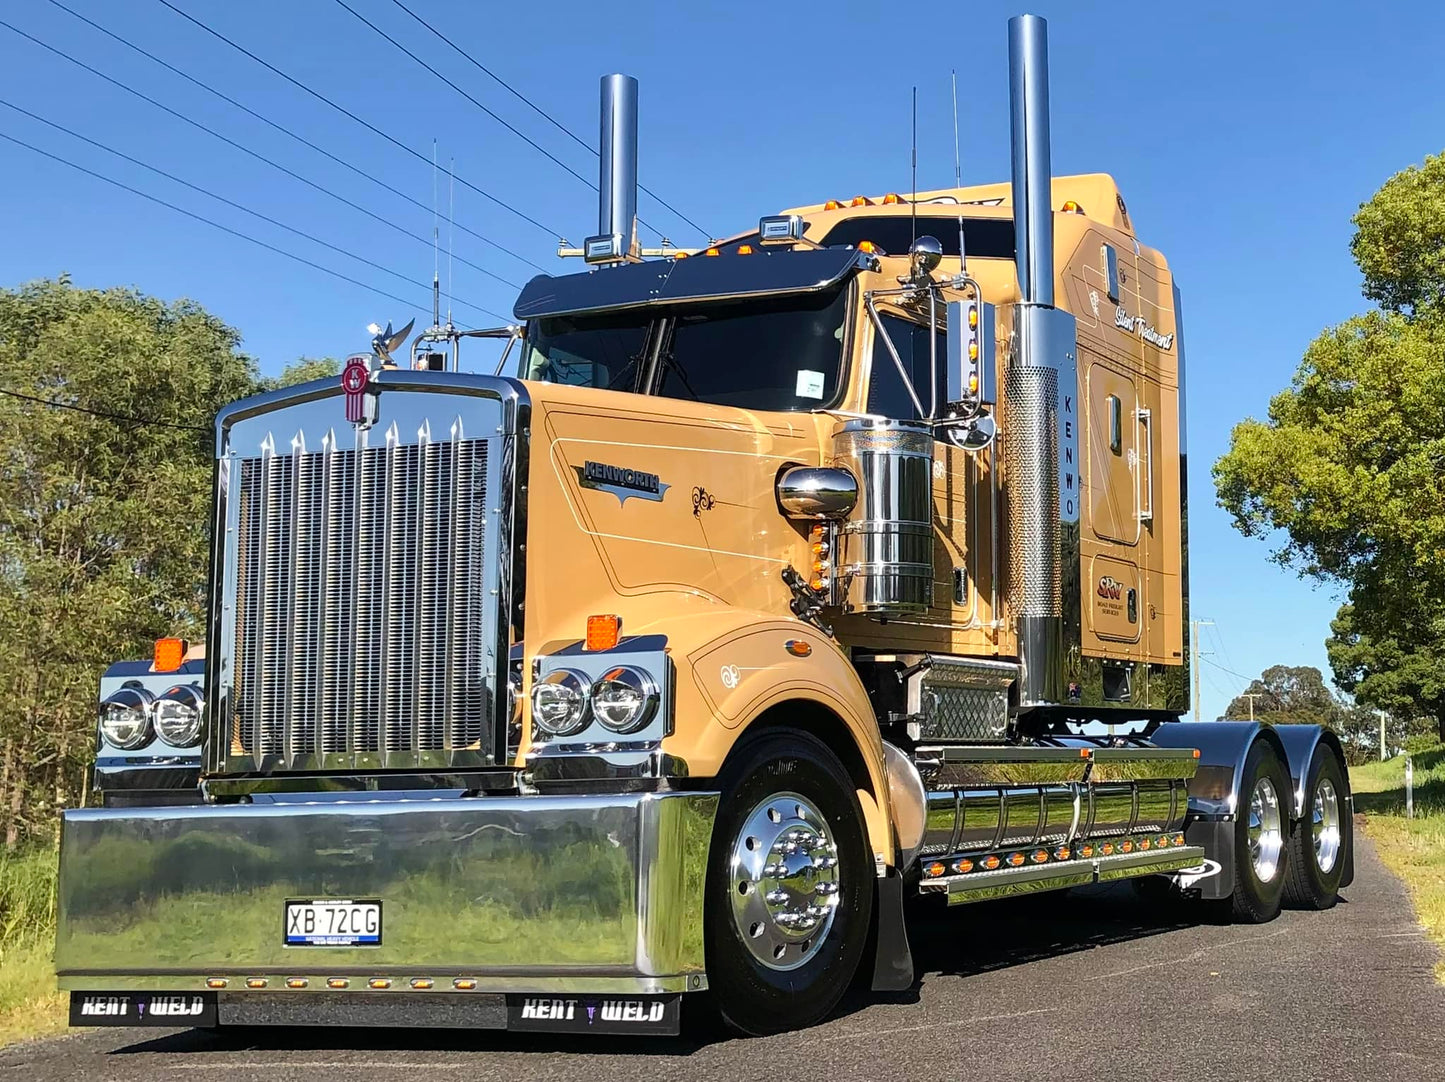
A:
652;609;892;868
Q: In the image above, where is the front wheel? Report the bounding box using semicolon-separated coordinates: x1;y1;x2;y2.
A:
1282;747;1351;909
704;728;872;1036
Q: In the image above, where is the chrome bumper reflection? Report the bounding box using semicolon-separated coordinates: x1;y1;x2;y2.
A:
56;791;717;995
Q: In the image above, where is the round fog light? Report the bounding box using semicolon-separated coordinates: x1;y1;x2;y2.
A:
590;666;659;734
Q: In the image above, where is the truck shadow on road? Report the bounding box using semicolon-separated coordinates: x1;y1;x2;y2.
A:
106;883;1216;1058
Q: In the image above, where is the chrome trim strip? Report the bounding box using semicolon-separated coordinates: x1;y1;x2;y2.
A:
59;974;704;995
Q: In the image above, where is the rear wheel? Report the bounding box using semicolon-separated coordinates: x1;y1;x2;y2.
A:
1283;747;1351;909
1230;741;1291;923
704;728;872;1036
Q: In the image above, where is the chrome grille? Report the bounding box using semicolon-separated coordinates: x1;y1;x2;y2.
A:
228;431;492;770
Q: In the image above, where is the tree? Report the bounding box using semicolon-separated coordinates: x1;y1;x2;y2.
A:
0;277;321;847
267;355;338;389
1224;664;1342;727
1214;154;1445;741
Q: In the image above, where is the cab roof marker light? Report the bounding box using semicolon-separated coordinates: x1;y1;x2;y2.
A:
823;199;844;211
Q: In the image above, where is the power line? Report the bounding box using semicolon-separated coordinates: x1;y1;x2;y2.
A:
0;18;519;296
0;128;479;318
1201;656;1258;685
153;0;563;240
0;387;209;433
41;0;547;275
385;0;712;240
0;98;505;316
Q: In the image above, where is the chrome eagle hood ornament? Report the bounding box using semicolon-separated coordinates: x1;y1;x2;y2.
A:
367;317;415;367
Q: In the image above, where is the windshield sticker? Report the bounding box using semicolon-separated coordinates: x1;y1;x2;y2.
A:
795;370;826;400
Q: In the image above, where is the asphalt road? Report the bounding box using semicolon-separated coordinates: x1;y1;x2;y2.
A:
8;831;1443;1082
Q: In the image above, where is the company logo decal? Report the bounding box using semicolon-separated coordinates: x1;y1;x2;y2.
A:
70;992;216;1027
1114;305;1174;351
575;460;669;505
508;995;679;1034
1097;576;1124;601
341;354;372;425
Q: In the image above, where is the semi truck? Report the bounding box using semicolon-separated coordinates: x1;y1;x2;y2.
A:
58;14;1352;1038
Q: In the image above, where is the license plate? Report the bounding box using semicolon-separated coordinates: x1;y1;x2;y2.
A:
284;899;381;947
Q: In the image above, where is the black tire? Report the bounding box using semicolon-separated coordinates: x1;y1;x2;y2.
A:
1282;747;1351;909
704;727;872;1036
1230;740;1292;923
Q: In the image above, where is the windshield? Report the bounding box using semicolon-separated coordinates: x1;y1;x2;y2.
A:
521;311;651;391
521;285;851;412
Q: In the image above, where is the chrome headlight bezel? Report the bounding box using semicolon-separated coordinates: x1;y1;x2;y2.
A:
530;668;593;739
590;665;660;735
153;684;204;747
99;687;155;750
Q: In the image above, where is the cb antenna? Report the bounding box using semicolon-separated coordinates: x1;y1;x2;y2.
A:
447;157;455;334
952;69;966;273
431;139;440;329
910;86;918;248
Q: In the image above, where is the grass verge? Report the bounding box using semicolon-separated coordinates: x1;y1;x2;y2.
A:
0;848;64;1046
1350;741;1445;981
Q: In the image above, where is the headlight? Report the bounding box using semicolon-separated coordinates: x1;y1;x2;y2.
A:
154;684;204;747
531;668;591;738
99;687;154;750
590;666;659;734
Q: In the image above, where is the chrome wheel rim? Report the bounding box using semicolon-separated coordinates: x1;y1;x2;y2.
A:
1313;777;1342;874
1248;776;1284;883
728;792;840;972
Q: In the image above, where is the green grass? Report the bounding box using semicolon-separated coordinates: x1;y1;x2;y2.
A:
1350;740;1445;981
0;848;65;1046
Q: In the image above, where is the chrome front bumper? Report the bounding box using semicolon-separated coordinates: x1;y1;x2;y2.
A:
56;791;717;997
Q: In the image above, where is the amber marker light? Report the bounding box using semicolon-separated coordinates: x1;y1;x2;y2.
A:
1138;838;1152;851
410;978;434;990
850;195;872;207
1121;839;1135;853
673;251;688;259
1100;842;1115;856
246;978;267;989
981;855;1001;870
1173;833;1186;846
327;978;349;989
1080;843;1095;858
1061;199;1083;213
823;199;844;210
736;244;754;255
585;614;621;652
368;978;392;990
784;639;812;658
704;247;720;257
206;978;227;989
453;978;478;991
1007;852;1026;867
286;978;308;989
856;240;881;254
1054;846;1071;861
153;637;186;673
953;858;974;874
924;861;946;878
1032;849;1049;864
881;192;902;204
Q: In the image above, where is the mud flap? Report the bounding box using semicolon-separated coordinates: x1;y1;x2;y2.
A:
1183;816;1235;901
870;871;914;991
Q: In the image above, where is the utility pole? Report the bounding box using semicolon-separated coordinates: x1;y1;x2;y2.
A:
1380;710;1388;761
1242;693;1262;722
1191;618;1214;722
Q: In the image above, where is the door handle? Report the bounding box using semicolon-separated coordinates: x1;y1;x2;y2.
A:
1136;407;1154;525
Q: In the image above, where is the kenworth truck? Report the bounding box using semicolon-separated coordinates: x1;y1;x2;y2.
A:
59;15;1352;1037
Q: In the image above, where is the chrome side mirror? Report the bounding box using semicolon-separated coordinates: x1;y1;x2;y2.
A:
777;467;858;520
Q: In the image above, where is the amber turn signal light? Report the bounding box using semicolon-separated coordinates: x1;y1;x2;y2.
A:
153;637;186;673
585;614;621;652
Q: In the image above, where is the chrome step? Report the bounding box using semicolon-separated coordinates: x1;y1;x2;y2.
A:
918;845;1206;905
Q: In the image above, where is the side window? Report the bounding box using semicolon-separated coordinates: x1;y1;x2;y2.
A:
868;315;946;420
1107;394;1122;454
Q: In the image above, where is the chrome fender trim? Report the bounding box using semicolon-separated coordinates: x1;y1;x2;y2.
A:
1151;721;1288;821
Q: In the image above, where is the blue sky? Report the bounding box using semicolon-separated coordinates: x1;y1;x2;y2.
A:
2;1;1440;720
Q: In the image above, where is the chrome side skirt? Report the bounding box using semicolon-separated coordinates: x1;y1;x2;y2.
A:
919;845;1205;906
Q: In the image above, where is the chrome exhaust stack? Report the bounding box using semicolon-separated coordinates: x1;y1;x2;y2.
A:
584;73;639;265
1004;14;1079;708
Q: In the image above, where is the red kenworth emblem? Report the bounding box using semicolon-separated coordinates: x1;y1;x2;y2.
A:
341;355;370;423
